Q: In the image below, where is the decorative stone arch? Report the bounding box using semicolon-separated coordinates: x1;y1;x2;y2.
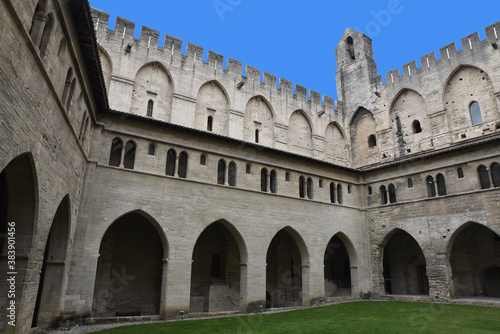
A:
288;110;314;157
350;107;377;167
324;121;348;163
97;44;113;93
378;227;429;296
92;210;169;317
444;221;500;298
244;95;275;147
265;226;310;308
323;231;359;297
195;80;230;135
189;219;248;313
131;61;174;121
443;65;499;131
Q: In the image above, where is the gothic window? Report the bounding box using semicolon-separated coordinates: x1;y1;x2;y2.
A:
307;177;313;199
200;154;206;165
380;186;388;205
337;184;343;204
388;184;396;203
330;182;336;203
408;178;413;188
270;170;277;194
217;159;226;185
228;161;236;186
427;176;436;198
261;168;268;192
38;14;53;58
368;134;377;148
66;79;76;112
299;176;305;198
78;114;89;142
109;138;122;167
413;120;422;134
491;163;500;187
166;149;176;176
207;115;213;131
62;68;73;110
178;151;188;178
148;144;155;156
147;100;154;117
123;141;136;169
255;129;259;143
470;101;483;125
457;167;464;179
478;165;491;189
436;174;447;196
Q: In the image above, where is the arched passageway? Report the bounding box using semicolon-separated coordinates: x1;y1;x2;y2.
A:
266;229;303;308
449;223;500;298
190;221;243;313
324;235;351;297
0;154;37;331
383;230;429;295
92;212;164;317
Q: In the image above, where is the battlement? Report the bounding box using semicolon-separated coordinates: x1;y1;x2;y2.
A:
90;8;335;111
383;22;500;86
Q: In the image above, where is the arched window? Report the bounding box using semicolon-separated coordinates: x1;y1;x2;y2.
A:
61;68;73;109
412;120;422;134
367;186;372;195
261;168;268;192
388;184;396;203
436;174;447;196
78;114;89;143
492;163;500;187
66;78;76;112
285;172;290;182
469;101;483;125
346;36;355;60
478;165;491;189
337;184;343;204
299;176;305;198
38;14;53;58
109;138;122;167
270;170;277;194
408;178;413;188
29;1;49;50
148;144;155;156
200;155;206;165
57;37;66;57
178;151;188;178
207;115;213;132
255;129;259;143
147;100;154;117
368;134;377;148
246;164;251;174
217;159;226;185
307;177;313;199
123;141;136;169
319;179;323;188
427;176;436;198
380;186;388;205
330;182;336;203
228;161;236;186
166;149;176;176
457;168;464;179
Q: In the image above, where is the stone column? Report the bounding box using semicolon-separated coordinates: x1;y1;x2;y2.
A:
119;144;126;167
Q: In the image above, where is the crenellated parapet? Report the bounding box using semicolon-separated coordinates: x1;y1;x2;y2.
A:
90;8;347;165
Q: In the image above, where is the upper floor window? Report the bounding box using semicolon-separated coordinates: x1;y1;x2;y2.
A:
492;163;500;188
148;144;155;156
306;177;313;199
388;184;396;203
367;186;372;195
470;102;483;125
478;165;490;189
457;167;464;179
207;116;213;132
427;176;436;198
330;182;336;203
408;178;413;188
200;154;206;165
346;36;355;61
299;176;305;198
337;184;343;204
178;151;188;178
123;141;136;169
246;164;251;174
147;100;154;117
412;120;422;134
228;161;236;186
436;174;447;196
217;159;226;185
255;129;259;143
270;170;277;194
109;138;122;167
368;134;377;148
78;114;89;143
380;185;388;205
166;149;176;176
261;168;268;192
285;172;290;182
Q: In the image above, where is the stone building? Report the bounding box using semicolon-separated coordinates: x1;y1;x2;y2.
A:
0;1;499;333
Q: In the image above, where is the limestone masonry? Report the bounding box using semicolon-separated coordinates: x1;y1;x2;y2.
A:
0;1;499;333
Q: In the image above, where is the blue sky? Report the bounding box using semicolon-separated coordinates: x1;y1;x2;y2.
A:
89;0;500;101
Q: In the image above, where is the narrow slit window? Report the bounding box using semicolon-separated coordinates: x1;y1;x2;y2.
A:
299;176;305;198
330;182;336;203
217;159;226;185
228;161;236;186
166;149;176;176
307;177;313;199
337;184;343;204
255;129;259;143
178;151;188;178
246;163;251;174
147;100;154;117
408;178;413;188
261;168;268;192
270;170;277;194
207;116;213;132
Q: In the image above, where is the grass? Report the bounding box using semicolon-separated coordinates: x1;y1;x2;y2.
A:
91;301;500;334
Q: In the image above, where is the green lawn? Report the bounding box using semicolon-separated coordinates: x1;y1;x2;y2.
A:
91;301;500;334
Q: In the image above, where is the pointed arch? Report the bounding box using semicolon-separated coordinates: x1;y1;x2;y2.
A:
97;45;113;93
288;110;313;156
324;122;347;163
131;62;174;120
195;80;230;135
350;107;377;167
324;232;358;297
244;95;275;147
